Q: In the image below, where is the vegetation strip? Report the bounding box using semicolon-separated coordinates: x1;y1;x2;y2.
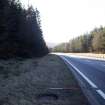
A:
0;54;90;105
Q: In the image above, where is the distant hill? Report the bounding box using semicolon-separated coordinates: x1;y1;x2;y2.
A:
46;42;58;48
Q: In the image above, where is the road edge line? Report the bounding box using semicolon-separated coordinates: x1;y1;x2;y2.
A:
60;55;105;100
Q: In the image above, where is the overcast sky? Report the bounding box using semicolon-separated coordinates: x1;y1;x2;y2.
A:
20;0;105;43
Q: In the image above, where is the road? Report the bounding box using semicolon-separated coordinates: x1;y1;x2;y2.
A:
58;54;105;105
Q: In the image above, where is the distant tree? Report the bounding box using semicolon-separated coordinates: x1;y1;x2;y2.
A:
0;0;9;42
53;43;69;52
54;26;105;53
92;27;105;53
68;27;105;53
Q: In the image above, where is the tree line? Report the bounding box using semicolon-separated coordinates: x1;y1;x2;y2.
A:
0;0;49;58
53;26;105;53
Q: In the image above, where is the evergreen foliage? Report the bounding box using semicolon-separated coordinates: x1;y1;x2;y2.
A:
0;0;49;58
53;26;105;53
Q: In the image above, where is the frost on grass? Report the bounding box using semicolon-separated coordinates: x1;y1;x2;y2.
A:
0;55;89;105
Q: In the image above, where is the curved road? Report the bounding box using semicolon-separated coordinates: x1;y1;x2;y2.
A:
58;54;105;105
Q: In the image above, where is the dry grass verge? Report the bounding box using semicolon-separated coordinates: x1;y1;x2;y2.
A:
0;54;89;105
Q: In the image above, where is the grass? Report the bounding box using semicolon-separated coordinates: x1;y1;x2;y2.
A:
0;54;90;105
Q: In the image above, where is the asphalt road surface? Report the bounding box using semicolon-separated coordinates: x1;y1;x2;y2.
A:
58;54;105;105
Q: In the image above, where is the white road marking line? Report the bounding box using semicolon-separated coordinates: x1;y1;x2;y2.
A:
60;56;97;88
60;56;105;100
97;90;105;100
